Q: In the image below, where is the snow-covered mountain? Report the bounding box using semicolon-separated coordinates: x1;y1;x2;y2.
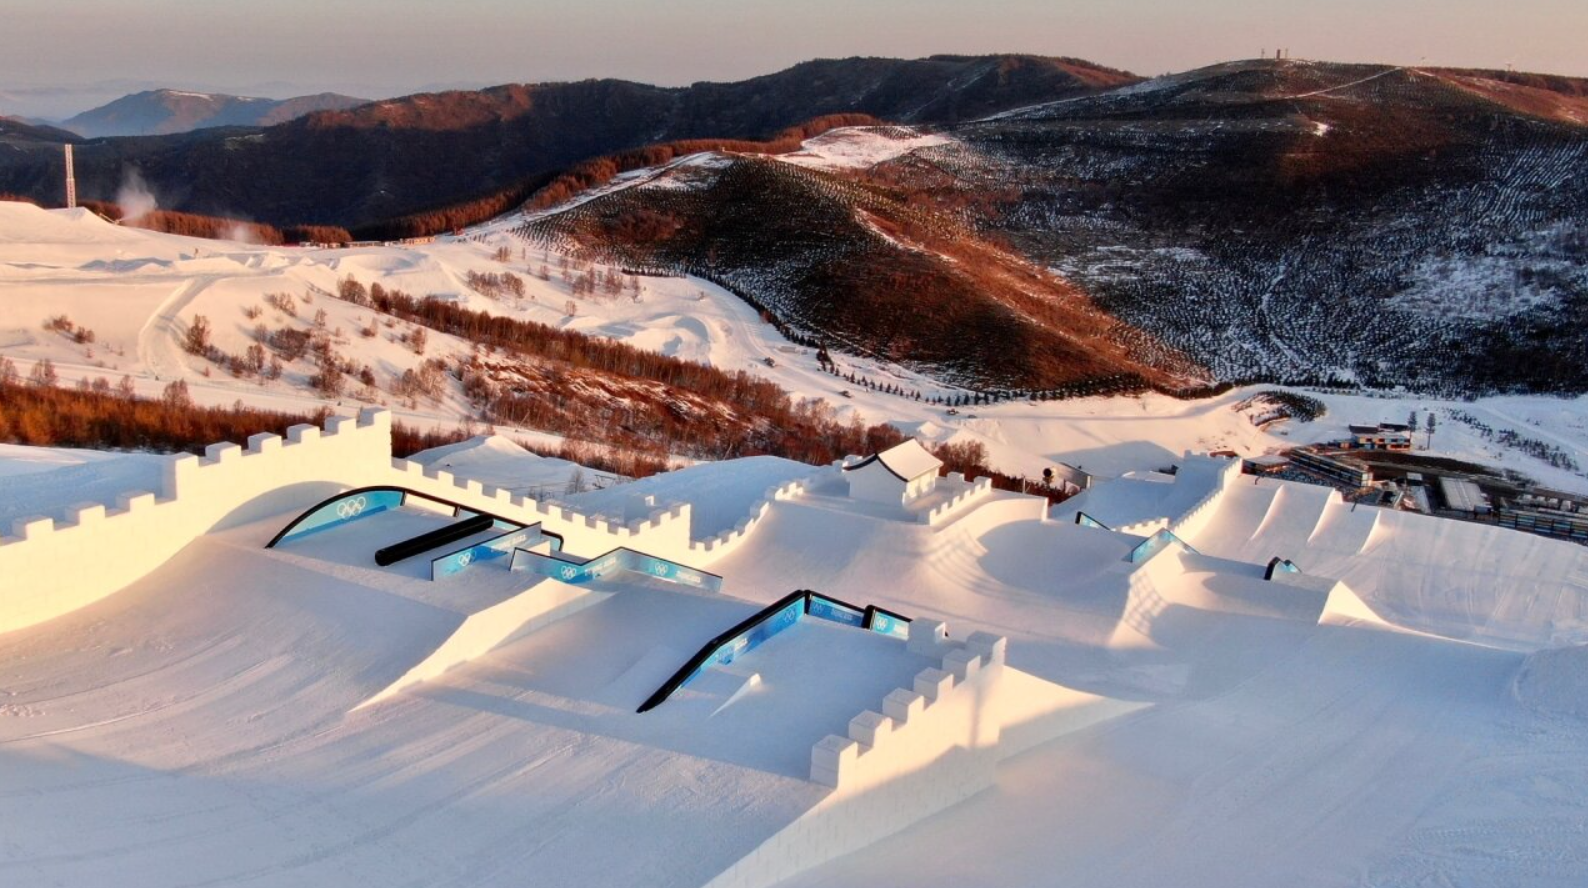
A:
521;59;1588;397
936;60;1588;394
0;55;1133;227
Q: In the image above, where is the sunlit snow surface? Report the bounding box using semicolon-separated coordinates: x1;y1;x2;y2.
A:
4;436;1588;886
2;202;1587;494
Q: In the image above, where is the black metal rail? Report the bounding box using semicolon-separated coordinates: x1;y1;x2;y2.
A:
636;589;914;714
636;589;810;714
375;514;494;566
1074;511;1112;530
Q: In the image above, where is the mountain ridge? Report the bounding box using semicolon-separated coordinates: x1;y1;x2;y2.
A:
0;54;1133;226
58;88;370;138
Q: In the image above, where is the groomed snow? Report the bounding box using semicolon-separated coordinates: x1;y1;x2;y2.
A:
566;454;814;538
0;444;165;526
407;434;591;498
2;429;1588;886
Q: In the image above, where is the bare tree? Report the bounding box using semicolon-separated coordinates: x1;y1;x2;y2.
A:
28;358;59;388
161;379;192;409
183;315;212;356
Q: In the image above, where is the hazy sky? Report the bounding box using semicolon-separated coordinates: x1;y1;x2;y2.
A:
3;0;1584;116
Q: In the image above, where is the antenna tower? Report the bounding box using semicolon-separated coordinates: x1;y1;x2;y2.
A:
63;144;77;209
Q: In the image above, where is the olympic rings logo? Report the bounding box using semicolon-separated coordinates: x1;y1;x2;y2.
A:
335;495;369;520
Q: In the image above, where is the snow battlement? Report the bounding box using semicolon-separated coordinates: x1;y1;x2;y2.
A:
688;472;820;559
0;407;396;634
0;406;708;634
810;621;1007;789
918;473;995;526
388;455;694;554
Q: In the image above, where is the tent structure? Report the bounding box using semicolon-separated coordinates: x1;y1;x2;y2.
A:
843;439;943;505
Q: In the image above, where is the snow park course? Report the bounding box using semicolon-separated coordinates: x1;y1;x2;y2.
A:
5;198;1588;883
8;414;1588;885
0;408;1146;887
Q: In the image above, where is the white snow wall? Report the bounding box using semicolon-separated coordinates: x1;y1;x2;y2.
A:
687;473;819;560
0;411;389;634
705;626;1008;888
0;408;698;635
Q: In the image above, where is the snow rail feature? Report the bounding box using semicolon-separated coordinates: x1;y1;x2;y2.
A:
510;546;723;593
430;524;564;581
375;514;495;567
1264;557;1302;580
266;485;529;549
1126;527;1198;564
636;590;912;713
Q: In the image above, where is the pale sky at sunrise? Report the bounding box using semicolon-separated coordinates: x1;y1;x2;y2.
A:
3;0;1584;118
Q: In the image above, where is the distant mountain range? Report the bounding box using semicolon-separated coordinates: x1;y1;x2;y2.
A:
0;115;80;147
0;55;1132;226
1;55;1583;397
56;89;370;137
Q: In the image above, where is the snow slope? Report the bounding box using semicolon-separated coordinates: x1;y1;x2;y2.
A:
703;468;1588;888
1183;476;1588;650
5;202;1588;493
407;434;592;498
0;444;165;526
774;126;952;171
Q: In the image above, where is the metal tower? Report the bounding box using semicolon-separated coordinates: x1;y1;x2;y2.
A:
63;144;77;209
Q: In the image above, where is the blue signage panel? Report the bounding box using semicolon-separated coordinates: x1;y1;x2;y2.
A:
279;489;404;545
807;595;865;628
432;527;541;580
705;598;803;672
515;547;724;592
867;611;909;639
528;550;624;584
1127;529;1196;564
621;551;724;593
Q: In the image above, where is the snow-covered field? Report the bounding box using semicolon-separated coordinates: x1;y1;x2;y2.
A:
4;201;1588;494
774;126;952;170
2;420;1587;886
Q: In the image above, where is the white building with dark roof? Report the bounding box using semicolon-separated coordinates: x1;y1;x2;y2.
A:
842;439;943;506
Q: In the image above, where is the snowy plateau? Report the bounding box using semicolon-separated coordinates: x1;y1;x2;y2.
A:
3;176;1588;888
